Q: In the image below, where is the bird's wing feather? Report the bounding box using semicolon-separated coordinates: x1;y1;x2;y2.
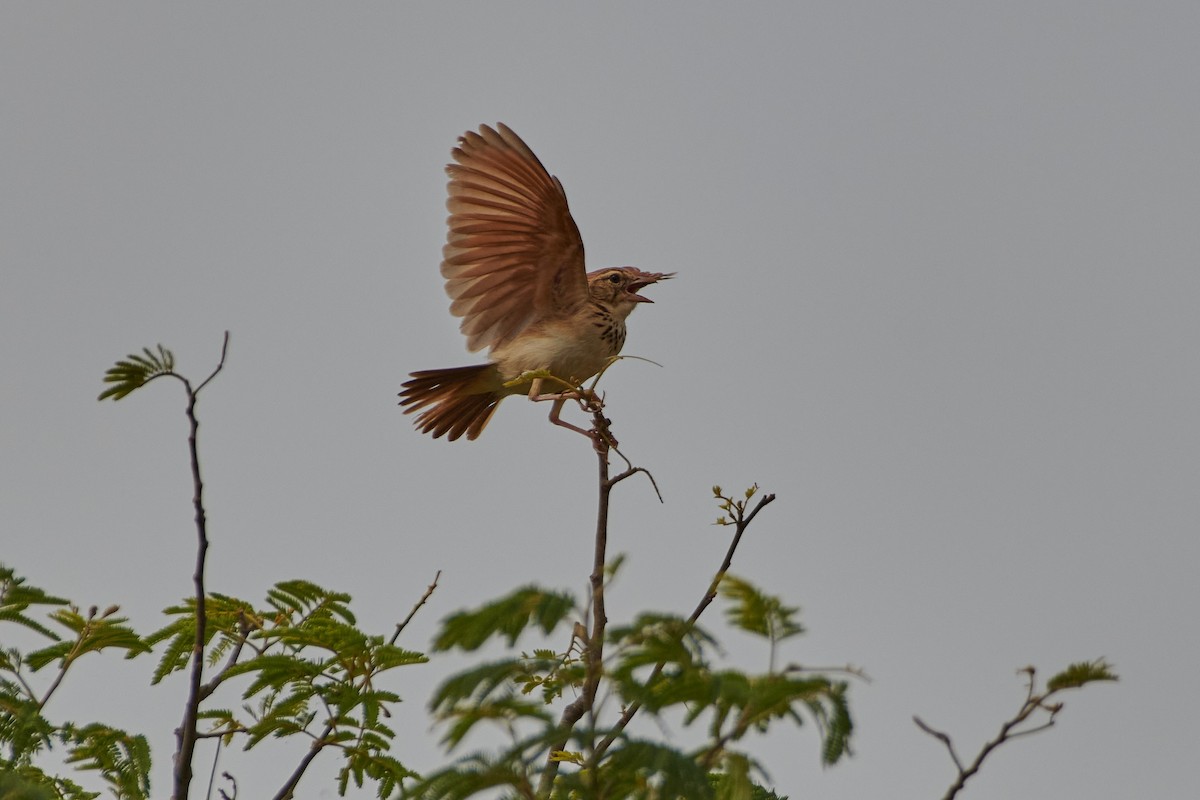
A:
441;124;587;353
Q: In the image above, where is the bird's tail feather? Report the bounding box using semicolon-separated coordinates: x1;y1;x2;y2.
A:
399;364;503;441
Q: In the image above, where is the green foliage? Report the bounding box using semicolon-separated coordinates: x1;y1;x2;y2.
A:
146;579;426;797
409;576;853;799
401;751;538;800
719;576;803;645
0;567;151;799
572;738;712;799
24;608;148;672
97;346;176;401
1046;659;1118;692
1;561;426;800
0;769;66;800
433;587;577;652
59;724;151;800
710;766;788;800
428;658;557;749
1;566;70;641
142;592;258;684
609;613;716;673
0;689;56;767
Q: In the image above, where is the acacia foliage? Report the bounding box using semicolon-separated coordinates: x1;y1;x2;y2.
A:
406;572;851;800
0;565;425;800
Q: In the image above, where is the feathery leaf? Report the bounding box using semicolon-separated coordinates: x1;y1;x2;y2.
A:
98;344;176;401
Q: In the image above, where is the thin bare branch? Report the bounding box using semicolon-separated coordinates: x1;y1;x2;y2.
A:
690;493;776;625
172;334;230;800
606;465;662;503
194;729;246;741
217;771;237;800
536;439;615;797
203;738;221;800
913;716;965;773
917;666;1083;800
1002;720;1057;741
194;332;231;395
390;570;441;646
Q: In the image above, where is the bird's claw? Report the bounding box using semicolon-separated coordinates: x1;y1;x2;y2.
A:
569;388;605;413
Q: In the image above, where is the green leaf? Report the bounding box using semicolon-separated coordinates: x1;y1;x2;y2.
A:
337;748;418;799
433;586;576;652
59;723;152;800
144;593;259;684
439;696;551;750
24;609;148;672
1047;658;1119;692
597;739;713;800
720;575;804;643
0;769;68;800
0;687;56;764
400;752;534;800
0;565;70;641
710;754;754;800
711;768;790;800
430;658;555;720
266;580;355;625
609;613;716;691
814;681;853;765
98;344;175;401
429;658;561;751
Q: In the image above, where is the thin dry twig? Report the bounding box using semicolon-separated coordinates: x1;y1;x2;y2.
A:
391;570;442;645
217;771;237;800
915;666;1068;800
785;663;872;682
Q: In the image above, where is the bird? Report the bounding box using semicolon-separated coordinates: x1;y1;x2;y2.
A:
400;123;670;442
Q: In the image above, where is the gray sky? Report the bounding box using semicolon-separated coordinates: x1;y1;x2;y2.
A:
2;3;1197;798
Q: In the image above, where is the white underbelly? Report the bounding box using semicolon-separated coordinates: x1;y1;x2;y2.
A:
492;326;616;386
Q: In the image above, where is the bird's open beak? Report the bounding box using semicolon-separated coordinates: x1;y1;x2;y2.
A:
626;270;674;303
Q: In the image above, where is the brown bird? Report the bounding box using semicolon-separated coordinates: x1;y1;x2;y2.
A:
400;123;670;441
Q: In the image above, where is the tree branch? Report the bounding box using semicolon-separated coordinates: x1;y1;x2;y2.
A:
916;666;1072;800
593;488;776;761
271;720;335;800
172;334;229;800
536;436;615;797
390;570;441;646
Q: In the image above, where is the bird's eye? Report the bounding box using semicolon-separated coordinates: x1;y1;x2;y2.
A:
607;274;622;284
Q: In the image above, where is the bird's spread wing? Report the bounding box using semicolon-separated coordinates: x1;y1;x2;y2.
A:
441;123;588;353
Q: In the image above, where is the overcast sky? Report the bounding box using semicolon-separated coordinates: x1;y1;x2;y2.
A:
2;3;1197;799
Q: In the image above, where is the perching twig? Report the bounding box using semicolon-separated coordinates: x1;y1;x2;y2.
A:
535;430;620;797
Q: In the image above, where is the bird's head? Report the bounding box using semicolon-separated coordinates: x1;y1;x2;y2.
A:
587;268;673;315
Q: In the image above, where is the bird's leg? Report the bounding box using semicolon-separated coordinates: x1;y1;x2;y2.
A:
549;398;617;452
527;376;601;410
525;378;614;450
547;396;597;438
